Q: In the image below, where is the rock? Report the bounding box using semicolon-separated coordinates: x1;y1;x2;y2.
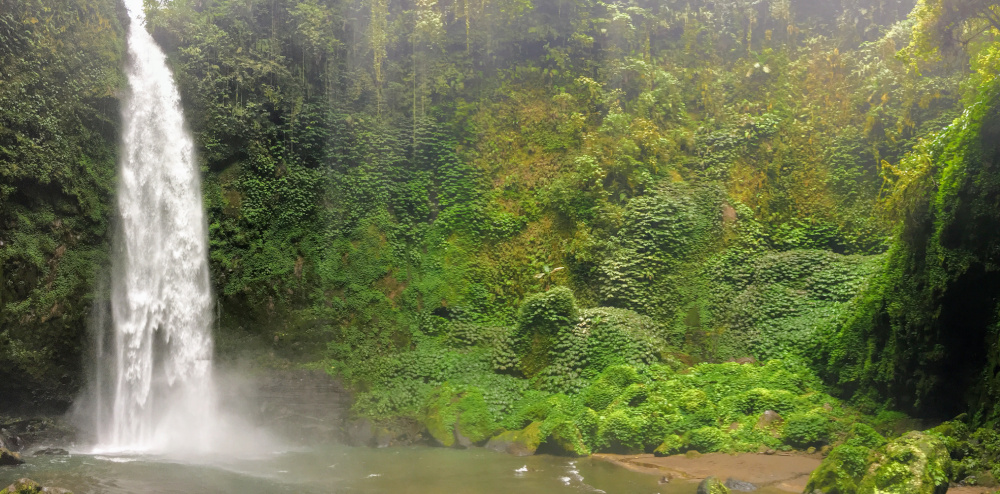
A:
2;478;42;494
1;478;73;494
32;448;68;456
541;421;590;457
424;385;497;448
485;422;542;456
806;430;947;494
374;427;394;448
697;476;731;494
856;431;950;494
0;429;24;453
756;410;783;429
724;478;758;491
0;448;23;466
346;418;374;447
454;428;474;448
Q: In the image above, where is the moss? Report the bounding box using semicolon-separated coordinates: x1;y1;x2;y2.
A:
857;431;950;494
809;430;949;494
805;444;873;493
687;426;732;453
486;421;544;456
696;476;730;494
424;384;499;447
455;388;500;444
654;434;683;456
544;421;591;456
0;479;45;494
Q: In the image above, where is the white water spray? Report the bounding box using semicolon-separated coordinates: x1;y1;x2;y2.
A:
94;0;217;453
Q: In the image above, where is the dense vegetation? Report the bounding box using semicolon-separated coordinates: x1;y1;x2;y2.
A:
0;0;125;410
5;0;1000;485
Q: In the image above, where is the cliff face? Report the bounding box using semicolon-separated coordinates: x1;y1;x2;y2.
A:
834;81;1000;421
0;0;126;412
4;0;1000;430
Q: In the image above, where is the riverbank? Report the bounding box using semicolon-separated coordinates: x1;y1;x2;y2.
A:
595;450;1000;494
594;451;821;492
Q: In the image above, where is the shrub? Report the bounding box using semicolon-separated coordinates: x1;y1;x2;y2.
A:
783;412;831;447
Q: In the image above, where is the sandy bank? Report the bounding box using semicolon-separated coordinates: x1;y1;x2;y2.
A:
593;452;822;492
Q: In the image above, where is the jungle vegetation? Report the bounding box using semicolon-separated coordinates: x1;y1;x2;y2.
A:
4;0;1000;482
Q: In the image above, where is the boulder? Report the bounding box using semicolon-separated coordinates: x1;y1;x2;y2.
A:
485;422;543;456
697;476;731;494
33;448;68;456
543;421;590;457
424;385;497;448
1;478;41;494
0;429;23;452
856;431;950;494
724;478;758;491
0;448;23;466
1;478;73;494
806;430;948;494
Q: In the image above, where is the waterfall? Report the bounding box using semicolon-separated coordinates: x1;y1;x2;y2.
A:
94;0;217;453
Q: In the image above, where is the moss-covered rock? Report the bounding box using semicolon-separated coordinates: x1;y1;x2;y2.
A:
424;384;499;448
805;423;889;493
0;479;42;494
542;421;591;456
805;443;874;494
856;431;950;494
0;478;71;494
696;476;730;494
807;429;947;494
485;422;544;456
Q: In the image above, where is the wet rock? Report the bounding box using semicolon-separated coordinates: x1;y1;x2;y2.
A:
697;476;731;494
32;448;68;456
0;429;24;452
724;478;758;491
0;448;23;466
485;422;542;456
346;418;374;447
454;428;474;448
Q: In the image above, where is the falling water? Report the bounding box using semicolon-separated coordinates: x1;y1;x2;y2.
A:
93;0;217;453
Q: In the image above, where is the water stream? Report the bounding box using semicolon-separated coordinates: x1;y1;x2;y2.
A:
92;0;216;454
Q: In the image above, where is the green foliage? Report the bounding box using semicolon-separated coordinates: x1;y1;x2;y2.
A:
831;79;1000;420
424;383;499;446
0;0;125;410
506;287;579;378
782;411;832;448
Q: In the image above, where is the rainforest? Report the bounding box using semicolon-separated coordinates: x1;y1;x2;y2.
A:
3;0;1000;492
